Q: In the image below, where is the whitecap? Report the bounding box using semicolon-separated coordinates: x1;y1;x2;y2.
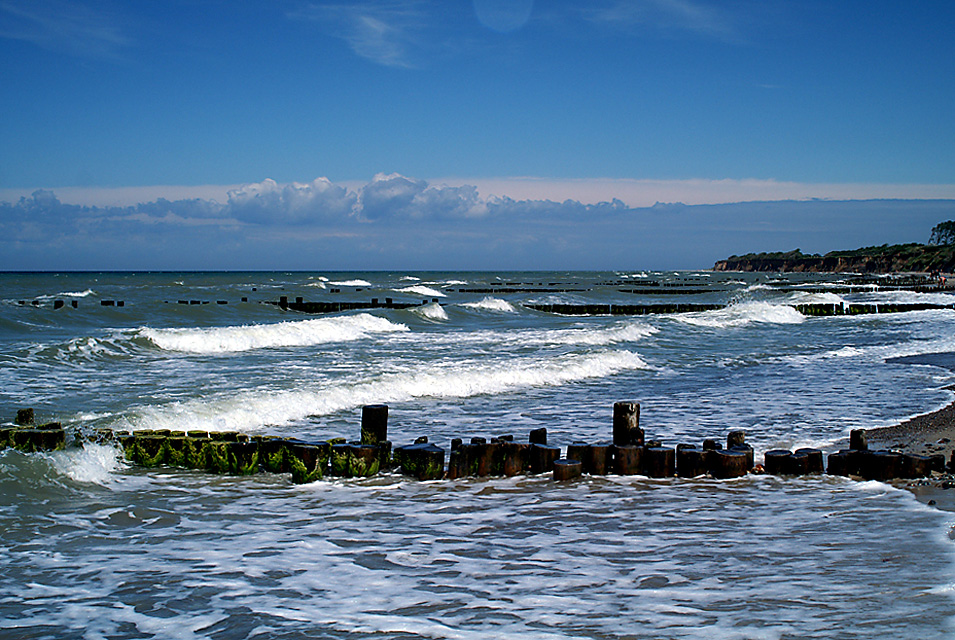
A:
459;297;516;313
122;350;651;434
138;313;409;354
676;302;804;328
413;302;449;322
397;285;446;298
329;280;372;287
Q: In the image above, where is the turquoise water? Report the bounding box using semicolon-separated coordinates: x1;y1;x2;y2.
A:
2;271;955;638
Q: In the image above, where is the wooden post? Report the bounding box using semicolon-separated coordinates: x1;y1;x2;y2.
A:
849;429;868;451
361;404;388;445
503;442;530;476
727;430;746;449
529;427;547;445
858;451;903;481
529;444;560;474
710;450;748;479
644;447;675;478
613;402;643;446
794;448;824;474
554;459;582;481
764;450;793;475
676;444;706;478
613;445;643;475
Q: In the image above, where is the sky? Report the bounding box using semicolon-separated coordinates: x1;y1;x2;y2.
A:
1;0;954;270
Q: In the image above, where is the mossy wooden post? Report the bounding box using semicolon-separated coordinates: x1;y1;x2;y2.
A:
230;441;263;475
288;442;330;482
764;450;793;475
529;444;560;474
613;445;643;475
794;448;824;474
474;441;505;476
15;408;34;426
676;444;705;478
201;441;232;474
644;447;675;478
554;458;582;481
258;437;292;474
613;402;643;446
446;445;470;479
361;404;388;445
394;442;444;480
710;450;748;479
10;427;66;453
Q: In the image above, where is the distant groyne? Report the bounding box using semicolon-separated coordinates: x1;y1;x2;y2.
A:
2;404;945;485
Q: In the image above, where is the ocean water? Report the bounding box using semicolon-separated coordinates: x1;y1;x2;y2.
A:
1;270;955;639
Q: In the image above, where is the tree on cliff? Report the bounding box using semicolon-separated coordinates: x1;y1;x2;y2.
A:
929;221;955;246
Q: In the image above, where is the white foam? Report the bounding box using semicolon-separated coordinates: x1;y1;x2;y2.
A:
48;443;124;485
123;350;651;434
459;297;517;313
59;289;96;298
329;279;372;287
138;314;408;354
413;302;449;322
304;281;327;288
676;302;805;328
397;285;446;298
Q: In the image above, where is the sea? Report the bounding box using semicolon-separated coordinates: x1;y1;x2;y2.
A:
2;270;955;640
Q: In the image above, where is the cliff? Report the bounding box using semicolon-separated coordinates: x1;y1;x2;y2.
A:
714;244;955;273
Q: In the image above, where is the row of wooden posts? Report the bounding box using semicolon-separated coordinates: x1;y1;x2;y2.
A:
3;404;948;484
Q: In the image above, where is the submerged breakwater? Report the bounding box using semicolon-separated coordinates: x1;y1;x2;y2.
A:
5;402;943;486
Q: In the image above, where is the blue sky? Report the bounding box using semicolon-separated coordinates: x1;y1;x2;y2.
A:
1;0;954;270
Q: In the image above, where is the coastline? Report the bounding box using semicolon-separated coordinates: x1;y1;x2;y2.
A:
868;352;955;512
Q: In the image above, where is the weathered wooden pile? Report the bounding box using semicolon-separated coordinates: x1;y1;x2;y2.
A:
2;404;949;485
0;408;67;452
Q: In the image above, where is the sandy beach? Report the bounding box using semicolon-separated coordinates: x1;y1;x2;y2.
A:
867;352;955;512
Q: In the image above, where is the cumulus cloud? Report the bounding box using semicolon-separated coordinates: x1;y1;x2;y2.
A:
226;177;356;224
356;173;487;220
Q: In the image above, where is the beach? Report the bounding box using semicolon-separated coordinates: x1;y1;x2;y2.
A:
868;352;955;511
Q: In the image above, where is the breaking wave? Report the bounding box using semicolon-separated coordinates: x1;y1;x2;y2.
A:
120;350;651;434
676;302;805;328
138;314;409;354
396;285;446;298
459;297;516;313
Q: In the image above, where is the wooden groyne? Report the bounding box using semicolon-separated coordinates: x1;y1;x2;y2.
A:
2;404;947;485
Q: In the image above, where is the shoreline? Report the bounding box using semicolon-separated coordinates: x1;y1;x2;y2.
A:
868;352;955;512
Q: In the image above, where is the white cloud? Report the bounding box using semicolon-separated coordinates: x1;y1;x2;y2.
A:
357;173;487;220
582;0;737;39
0;0;130;58
293;1;429;68
226;177;357;224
